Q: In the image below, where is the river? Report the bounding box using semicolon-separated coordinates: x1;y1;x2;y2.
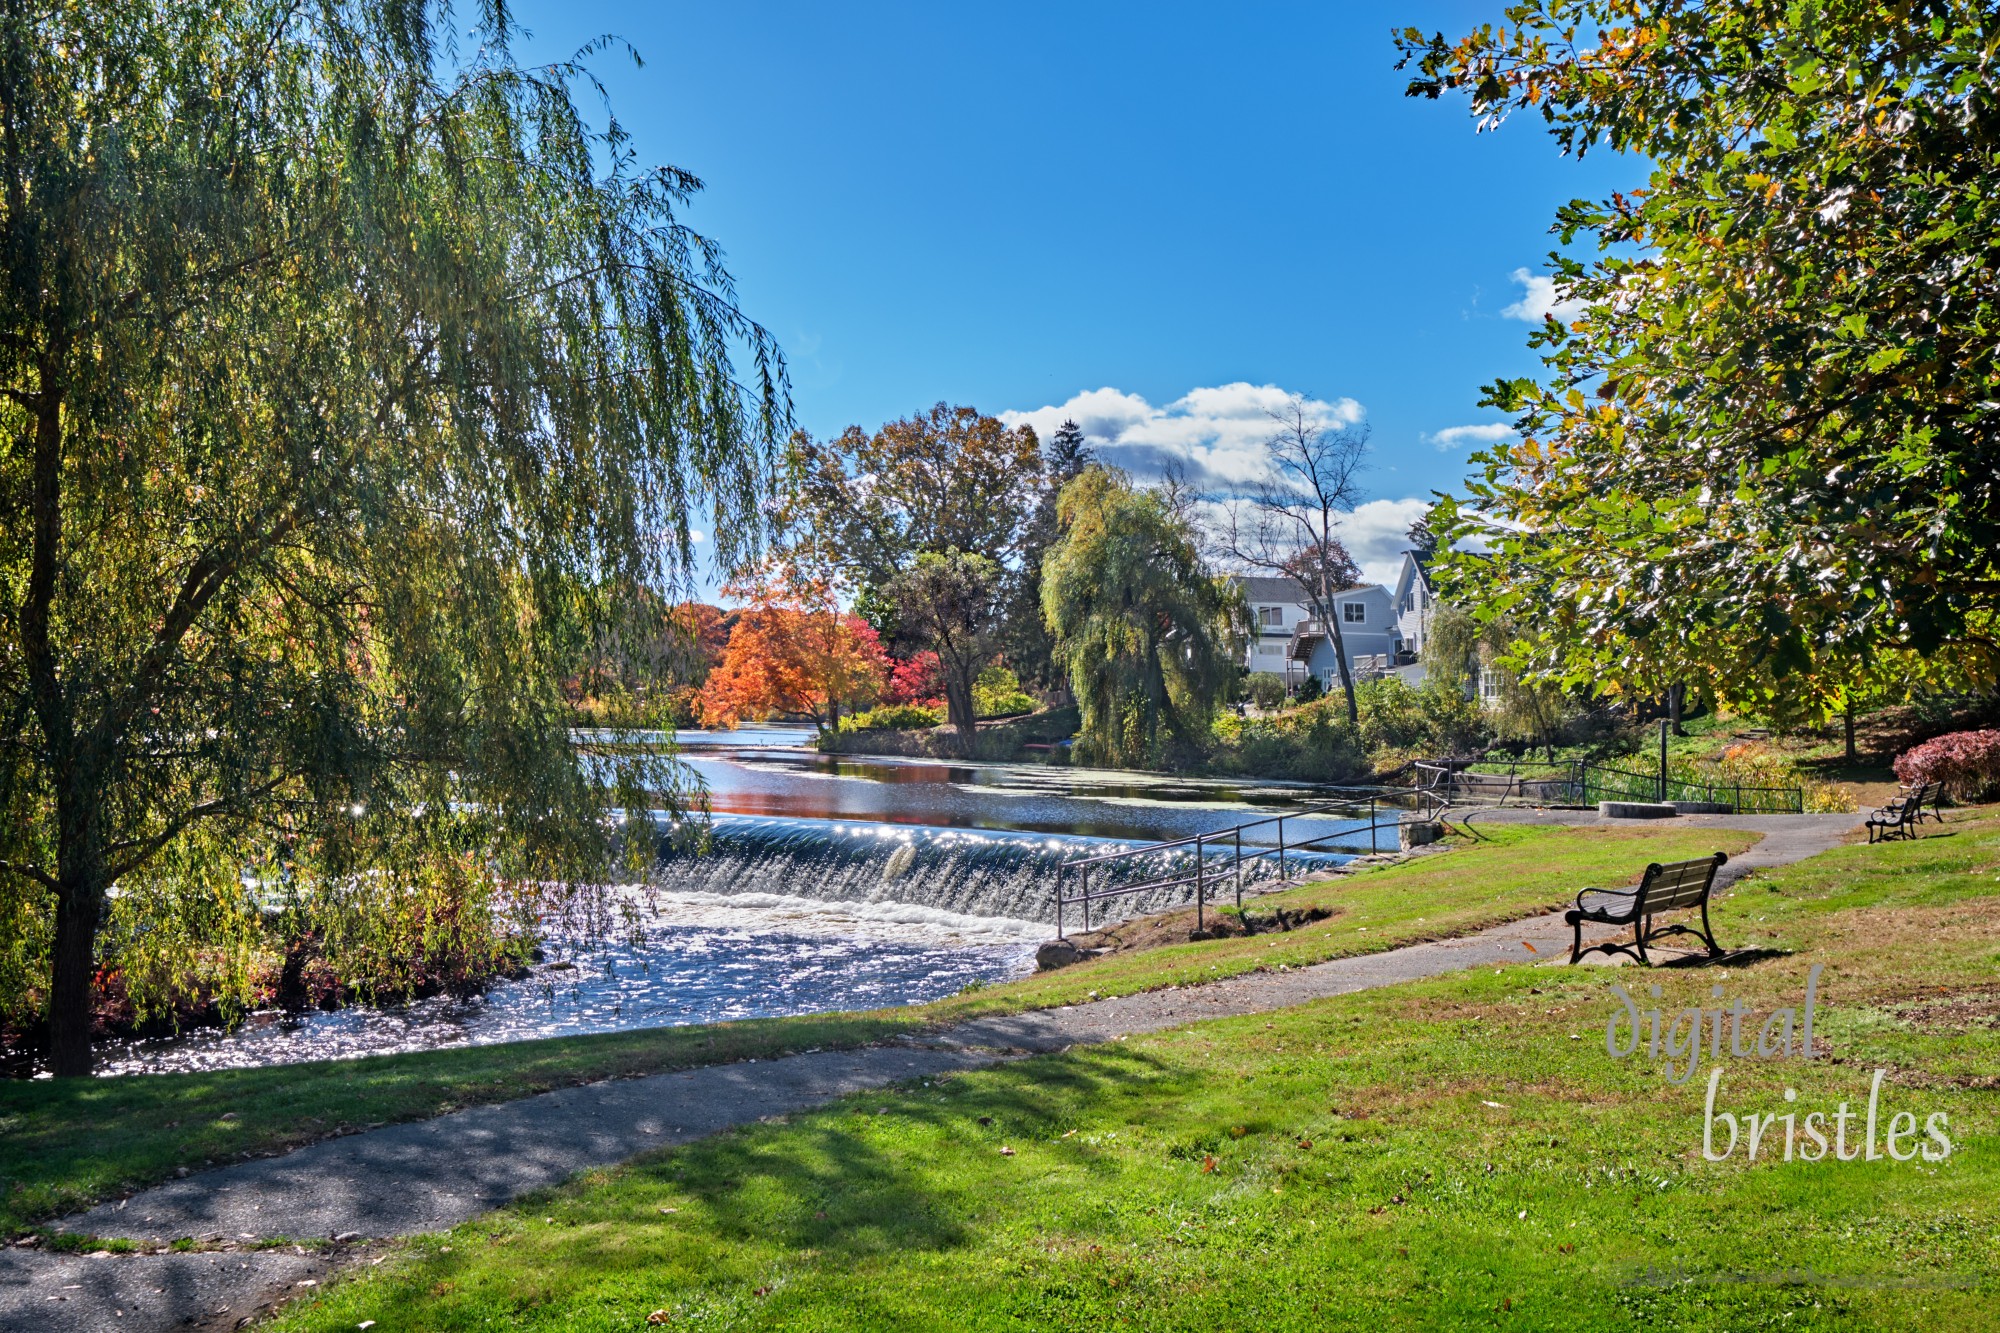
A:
93;728;1381;1075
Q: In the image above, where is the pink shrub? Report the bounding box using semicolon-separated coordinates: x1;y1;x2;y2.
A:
1893;729;2000;801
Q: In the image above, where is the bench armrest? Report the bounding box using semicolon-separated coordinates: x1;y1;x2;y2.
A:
1573;886;1638;917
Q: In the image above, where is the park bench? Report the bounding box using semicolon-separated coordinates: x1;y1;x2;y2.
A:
1905;779;1947;825
1565;851;1729;966
1866;781;1931;844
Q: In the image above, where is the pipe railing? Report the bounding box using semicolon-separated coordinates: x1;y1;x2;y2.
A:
1412;758;1803;815
1052;789;1445;938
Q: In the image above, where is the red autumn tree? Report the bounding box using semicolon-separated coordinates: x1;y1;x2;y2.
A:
885;651;946;707
697;574;888;731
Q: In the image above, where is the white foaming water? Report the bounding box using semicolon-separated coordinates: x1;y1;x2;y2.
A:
610;882;1050;947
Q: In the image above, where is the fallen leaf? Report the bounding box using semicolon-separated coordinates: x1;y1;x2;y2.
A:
657;1208;678;1216
1296;1140;1313;1150
646;1312;671;1326
1482;1100;1508;1109
1521;941;1538;953
1202;1156;1217;1173
999;1147;1016;1157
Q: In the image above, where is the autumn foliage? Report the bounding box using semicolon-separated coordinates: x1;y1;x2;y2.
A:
1893;731;2000;803
697;577;889;729
885;650;946;707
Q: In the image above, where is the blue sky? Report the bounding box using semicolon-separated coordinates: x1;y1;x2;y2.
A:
506;1;1631;587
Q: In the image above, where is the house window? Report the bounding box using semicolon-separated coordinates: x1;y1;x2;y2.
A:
1341;601;1366;624
1259;606;1283;628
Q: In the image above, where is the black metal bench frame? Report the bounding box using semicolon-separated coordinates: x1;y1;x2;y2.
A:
1906;779;1946;825
1565;851;1729;966
1867;781;1931;844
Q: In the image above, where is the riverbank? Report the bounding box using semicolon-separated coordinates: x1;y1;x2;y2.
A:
269;810;1997;1332
0;819;1767;1236
19;806;1985;1332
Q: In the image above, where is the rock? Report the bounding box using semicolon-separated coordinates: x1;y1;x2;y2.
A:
1399;819;1446;850
1035;939;1100;971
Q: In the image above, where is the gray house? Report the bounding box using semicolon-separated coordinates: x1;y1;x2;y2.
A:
1232;575;1404;694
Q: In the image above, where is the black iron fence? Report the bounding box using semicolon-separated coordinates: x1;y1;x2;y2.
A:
1413;758;1803;815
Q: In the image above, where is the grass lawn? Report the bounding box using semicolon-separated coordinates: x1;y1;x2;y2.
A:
264;813;2000;1331
1;822;1756;1235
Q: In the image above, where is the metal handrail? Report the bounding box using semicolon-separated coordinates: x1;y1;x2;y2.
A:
1053;788;1446;938
1413;758;1804;815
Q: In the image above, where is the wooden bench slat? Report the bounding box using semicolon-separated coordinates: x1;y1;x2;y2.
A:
1565;851;1728;966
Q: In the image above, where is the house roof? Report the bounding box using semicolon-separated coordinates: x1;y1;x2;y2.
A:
1231;574;1380;604
1235;575;1309;604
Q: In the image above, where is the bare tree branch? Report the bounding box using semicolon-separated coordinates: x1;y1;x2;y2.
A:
1211;394;1372;723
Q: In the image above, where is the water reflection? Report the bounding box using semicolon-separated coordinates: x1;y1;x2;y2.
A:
89;734;1382;1076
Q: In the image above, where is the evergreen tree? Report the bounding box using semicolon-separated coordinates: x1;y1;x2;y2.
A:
1004;421;1096;693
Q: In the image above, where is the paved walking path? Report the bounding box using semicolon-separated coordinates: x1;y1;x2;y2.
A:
1;811;1861;1332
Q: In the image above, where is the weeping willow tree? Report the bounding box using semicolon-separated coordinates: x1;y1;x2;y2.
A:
1041;468;1244;768
0;1;788;1074
1424;604;1575;758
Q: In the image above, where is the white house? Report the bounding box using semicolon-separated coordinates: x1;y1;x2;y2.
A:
1389;549;1436;660
1232;575;1405;694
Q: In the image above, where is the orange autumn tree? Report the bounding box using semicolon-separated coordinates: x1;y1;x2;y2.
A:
698;574;889;731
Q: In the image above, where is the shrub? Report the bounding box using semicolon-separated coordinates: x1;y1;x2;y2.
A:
974;665;1038;718
1354;676;1487;759
1295;674;1324;704
1355;677;1427;752
1210;694;1368;782
1894;729;2000;801
839;703;943;733
1244;672;1286;709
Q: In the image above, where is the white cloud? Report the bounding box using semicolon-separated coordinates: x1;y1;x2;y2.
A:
1422;422;1515;452
1337;498;1433;589
1006;383;1438;589
1501;267;1588;324
1001;382;1364;490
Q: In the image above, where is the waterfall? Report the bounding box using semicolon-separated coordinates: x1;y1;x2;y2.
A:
650;814;1358;930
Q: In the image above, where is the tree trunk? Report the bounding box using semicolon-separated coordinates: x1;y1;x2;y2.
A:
48;854;105;1078
943;667;978;753
1668;682;1686;736
1323;611;1359;726
1844;702;1857;763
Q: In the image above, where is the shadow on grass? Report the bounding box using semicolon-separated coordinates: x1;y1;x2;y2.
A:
1652;946;1795;970
595;1043;1182;1267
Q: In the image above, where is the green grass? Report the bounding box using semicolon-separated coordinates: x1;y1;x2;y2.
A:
267;814;2000;1331
0;821;1755;1235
